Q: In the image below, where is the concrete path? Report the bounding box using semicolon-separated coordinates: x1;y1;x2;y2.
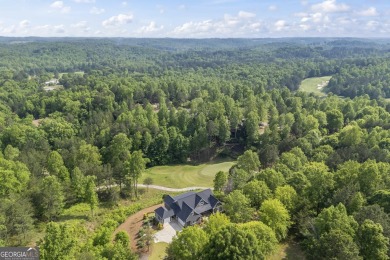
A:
154;221;182;243
98;184;213;192
137;184;213;192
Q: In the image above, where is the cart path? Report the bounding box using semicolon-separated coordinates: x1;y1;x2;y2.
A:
113;204;162;252
137;184;213;192
98;184;213;192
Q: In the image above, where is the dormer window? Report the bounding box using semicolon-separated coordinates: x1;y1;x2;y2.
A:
199;201;204;206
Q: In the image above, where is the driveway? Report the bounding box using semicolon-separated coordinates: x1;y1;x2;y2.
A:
154;221;182;243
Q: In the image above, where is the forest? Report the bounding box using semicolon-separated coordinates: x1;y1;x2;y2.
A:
0;37;389;259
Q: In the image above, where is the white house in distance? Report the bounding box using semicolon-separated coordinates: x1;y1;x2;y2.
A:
154;189;221;227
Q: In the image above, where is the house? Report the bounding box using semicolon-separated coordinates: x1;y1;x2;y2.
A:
154;189;222;227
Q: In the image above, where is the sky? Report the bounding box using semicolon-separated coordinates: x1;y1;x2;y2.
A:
0;0;389;38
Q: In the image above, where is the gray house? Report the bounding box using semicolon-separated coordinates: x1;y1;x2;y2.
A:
154;189;221;227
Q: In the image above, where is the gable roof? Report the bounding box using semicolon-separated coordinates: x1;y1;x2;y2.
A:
155;206;174;219
155;189;220;224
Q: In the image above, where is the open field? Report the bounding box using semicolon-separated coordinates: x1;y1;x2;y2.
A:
139;160;235;189
148;242;168;260
299;76;331;97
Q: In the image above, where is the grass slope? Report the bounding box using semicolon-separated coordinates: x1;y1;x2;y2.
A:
149;242;168;260
139;160;235;189
300;76;331;97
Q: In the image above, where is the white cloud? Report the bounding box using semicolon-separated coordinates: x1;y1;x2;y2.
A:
178;4;186;10
90;7;105;15
311;0;349;13
238;11;256;19
268;5;277;11
357;7;378;17
137;21;164;34
73;0;95;3
71;21;87;28
274;20;288;31
50;1;71;13
19;20;30;28
301;12;329;24
71;21;90;33
122;2;127;6
172;11;262;37
102;14;133;27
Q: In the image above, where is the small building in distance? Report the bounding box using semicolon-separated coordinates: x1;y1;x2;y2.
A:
154;189;221;227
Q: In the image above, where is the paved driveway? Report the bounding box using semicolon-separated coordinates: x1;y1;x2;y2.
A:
154;221;182;243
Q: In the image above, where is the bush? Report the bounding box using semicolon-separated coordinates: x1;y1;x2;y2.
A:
157;223;163;230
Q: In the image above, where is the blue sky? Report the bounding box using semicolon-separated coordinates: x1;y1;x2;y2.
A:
0;0;389;37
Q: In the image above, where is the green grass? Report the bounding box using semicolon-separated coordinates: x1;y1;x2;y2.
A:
299;76;331;97
149;242;168;260
139;160;235;189
267;240;306;260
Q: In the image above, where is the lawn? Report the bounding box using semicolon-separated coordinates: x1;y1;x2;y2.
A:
139;160;235;189
267;240;306;260
299;76;331;97
148;242;168;260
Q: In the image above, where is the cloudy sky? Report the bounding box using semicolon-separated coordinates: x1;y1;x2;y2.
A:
0;0;389;37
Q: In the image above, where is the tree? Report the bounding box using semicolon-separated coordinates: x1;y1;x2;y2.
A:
303;162;334;212
237;150;261;177
275;185;298;213
243;180;272;209
143;177;153;192
338;124;363;147
167;226;208;260
213;171;227;192
326;109;344;133
103;231;137;260
125;150;149;198
75;142;102;178
354;205;390;238
107;133;132;191
240;221;278;259
256;168;285;191
3;145;19;160
309;229;361;260
84;176;98;217
205;224;261;260
245;111;260;145
259;199;291;241
1;195;34;244
229;168;250;190
313;203;358;239
357;220;389;260
38;176;65;221
47;151;65;175
223;190;254;223
0;158;30;197
204;212;231;236
40;223;77;260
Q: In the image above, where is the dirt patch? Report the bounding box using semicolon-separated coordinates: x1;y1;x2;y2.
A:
112;204;162;252
32;119;43;127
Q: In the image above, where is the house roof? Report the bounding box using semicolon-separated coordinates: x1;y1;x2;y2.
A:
155;206;175;219
155;189;220;224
